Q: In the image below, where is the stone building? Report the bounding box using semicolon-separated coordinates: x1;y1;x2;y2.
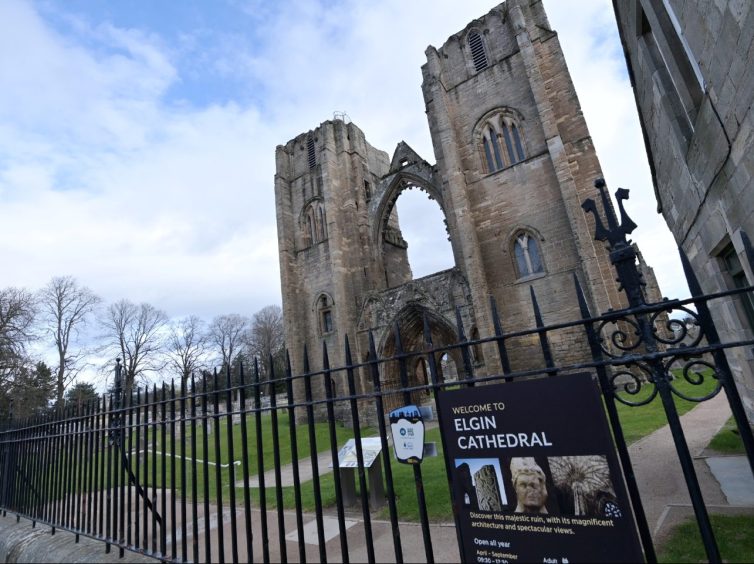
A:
613;1;754;422
275;0;638;411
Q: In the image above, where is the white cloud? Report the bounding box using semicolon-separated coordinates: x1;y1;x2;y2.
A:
0;0;688;368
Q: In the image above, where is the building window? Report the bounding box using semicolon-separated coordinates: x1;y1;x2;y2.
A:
318;295;334;335
467;30;488;72
502;124;516;165
489;127;504;170
322;310;333;333
479;112;526;173
721;245;754;331
482;137;494;172
511;124;525;161
513;232;544;278
637;1;704;144
302;200;327;247
307;136;316;169
318;207;326;240
364;180;372;202
307;214;315;244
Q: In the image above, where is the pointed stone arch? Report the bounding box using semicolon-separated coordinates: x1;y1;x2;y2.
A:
378;303;463;412
372;172;447;250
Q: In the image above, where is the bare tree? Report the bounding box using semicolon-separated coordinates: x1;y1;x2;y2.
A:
166;315;208;385
208;314;248;370
246;305;285;380
100;299;168;394
0;287;37;411
0;287;37;372
38;276;101;404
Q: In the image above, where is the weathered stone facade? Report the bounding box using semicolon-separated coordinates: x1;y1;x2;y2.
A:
275;1;636;411
614;0;754;422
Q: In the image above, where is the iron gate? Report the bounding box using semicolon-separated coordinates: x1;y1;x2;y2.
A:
1;182;753;563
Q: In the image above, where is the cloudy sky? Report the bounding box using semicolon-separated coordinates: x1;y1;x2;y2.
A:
0;0;685;329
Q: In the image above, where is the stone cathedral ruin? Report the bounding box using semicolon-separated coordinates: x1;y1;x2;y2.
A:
274;0;659;412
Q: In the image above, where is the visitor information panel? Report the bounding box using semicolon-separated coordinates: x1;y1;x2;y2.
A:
436;373;644;563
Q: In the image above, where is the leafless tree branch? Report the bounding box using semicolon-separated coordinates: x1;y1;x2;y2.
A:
38;276;101;404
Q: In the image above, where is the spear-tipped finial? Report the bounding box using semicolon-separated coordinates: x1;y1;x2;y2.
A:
582;178;637;248
582;178;647;308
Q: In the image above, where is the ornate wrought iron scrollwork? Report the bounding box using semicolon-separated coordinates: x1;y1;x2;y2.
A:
665;357;723;402
597;307;706;359
597;316;642;357
649;305;703;348
611;364;657;407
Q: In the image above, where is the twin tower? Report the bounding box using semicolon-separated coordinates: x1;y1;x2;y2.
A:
274;1;642;408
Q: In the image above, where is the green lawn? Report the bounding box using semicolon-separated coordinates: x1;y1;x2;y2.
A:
156;411;372;502
658;514;754;563
708;416;747;455
250;428;452;522
242;427;453;523
58;412;373;504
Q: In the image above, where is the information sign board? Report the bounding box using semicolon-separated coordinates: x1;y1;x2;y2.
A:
389;404;425;464
436;373;644;563
334;437;382;468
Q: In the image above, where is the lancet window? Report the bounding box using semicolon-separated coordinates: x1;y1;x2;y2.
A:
513;231;544;279
478;112;527;173
302;200;327;247
317;294;334;335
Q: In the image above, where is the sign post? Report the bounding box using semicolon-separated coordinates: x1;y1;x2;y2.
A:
332;437;385;508
436;373;644;563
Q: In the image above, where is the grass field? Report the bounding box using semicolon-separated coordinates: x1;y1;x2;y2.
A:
658;514;754;563
98;411;375;504
248;374;722;523
707;416;747;454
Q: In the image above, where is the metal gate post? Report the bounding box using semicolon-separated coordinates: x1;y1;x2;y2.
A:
583;179;722;562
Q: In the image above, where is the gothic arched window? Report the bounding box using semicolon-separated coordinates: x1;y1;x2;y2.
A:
513;232;544;278
467;30;488;72
302;200;327;248
478;111;527;174
317;294;334;335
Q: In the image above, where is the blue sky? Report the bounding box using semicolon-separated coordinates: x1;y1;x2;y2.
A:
0;1;683;341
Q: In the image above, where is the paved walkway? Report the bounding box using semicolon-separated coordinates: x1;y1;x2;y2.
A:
236;451;335;489
629;391;754;544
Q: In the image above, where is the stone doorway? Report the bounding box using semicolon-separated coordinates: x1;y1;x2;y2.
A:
378;304;463;413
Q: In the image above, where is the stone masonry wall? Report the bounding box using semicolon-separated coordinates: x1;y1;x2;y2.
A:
614;0;754;422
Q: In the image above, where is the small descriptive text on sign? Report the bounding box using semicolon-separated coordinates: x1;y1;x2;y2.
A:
469;511;616;534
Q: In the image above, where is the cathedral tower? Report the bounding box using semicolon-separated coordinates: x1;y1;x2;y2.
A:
420;0;626;362
275;1;632;411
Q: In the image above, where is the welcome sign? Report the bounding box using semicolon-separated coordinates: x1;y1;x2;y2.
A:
436;373;645;563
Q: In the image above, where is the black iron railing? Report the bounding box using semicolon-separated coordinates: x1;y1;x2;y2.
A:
1;183;753;563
